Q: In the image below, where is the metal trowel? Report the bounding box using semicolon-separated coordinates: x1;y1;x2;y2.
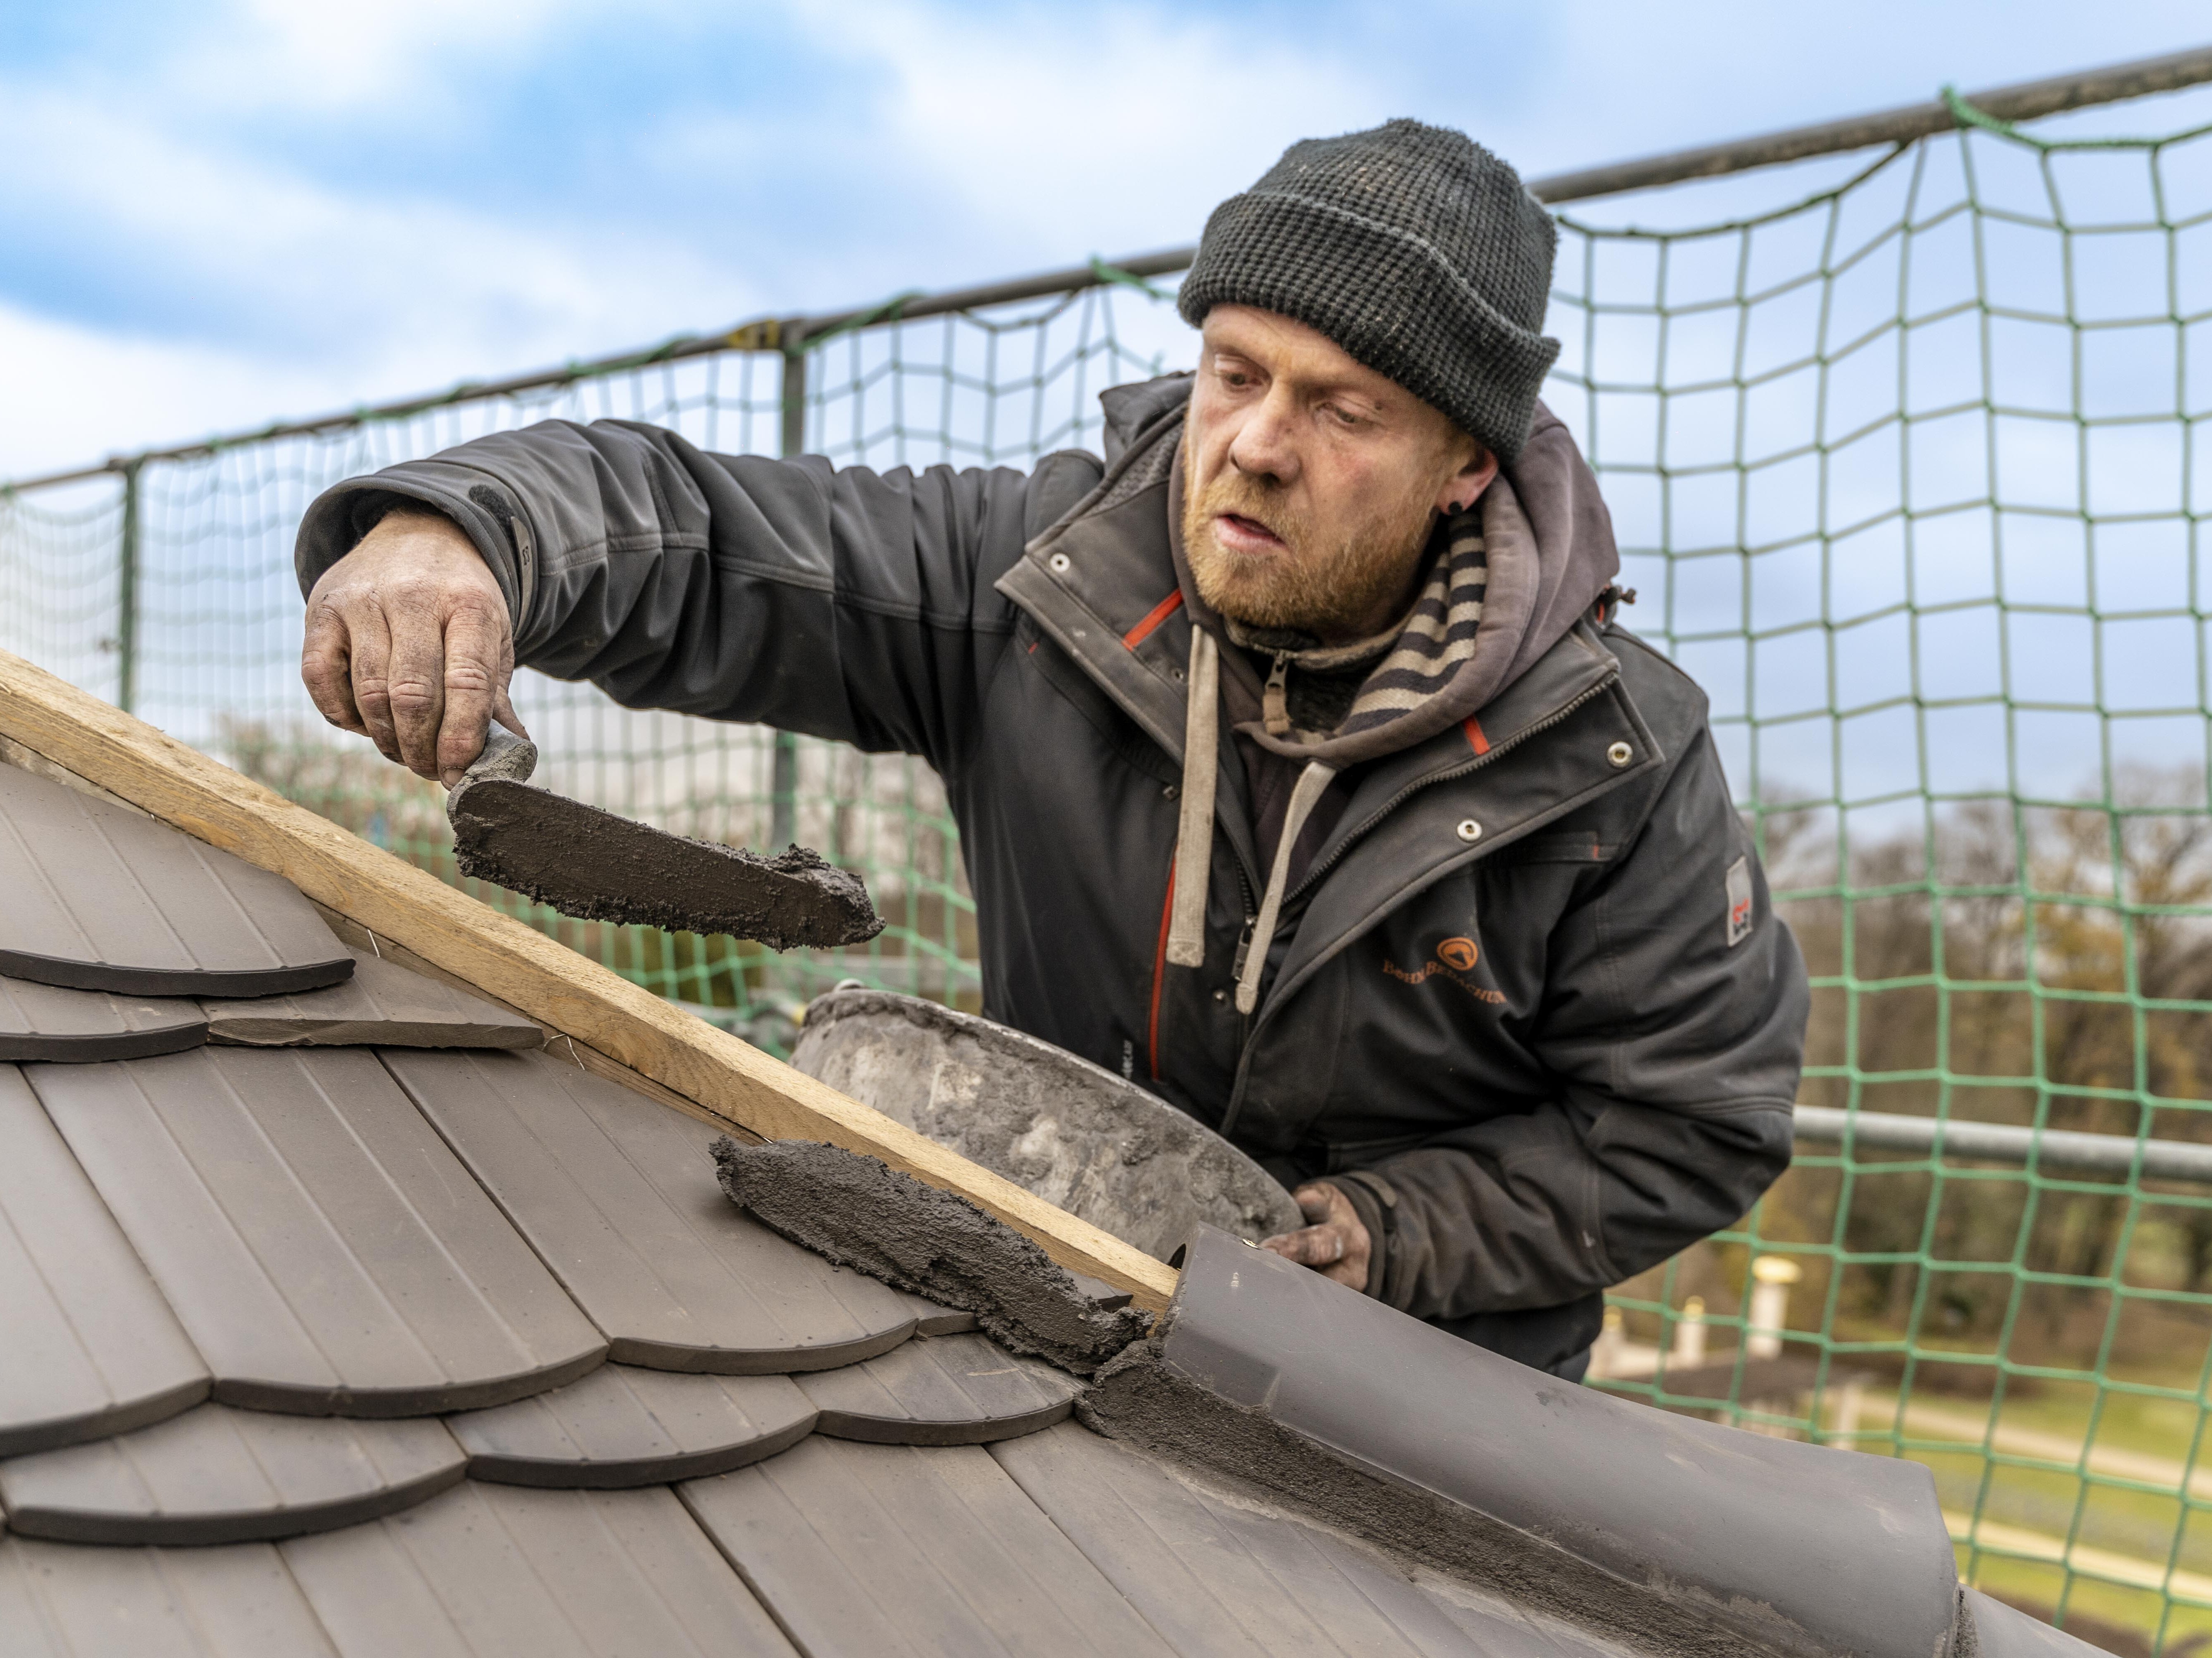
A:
445;727;885;950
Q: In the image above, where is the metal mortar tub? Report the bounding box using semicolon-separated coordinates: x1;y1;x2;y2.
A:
788;987;1302;1261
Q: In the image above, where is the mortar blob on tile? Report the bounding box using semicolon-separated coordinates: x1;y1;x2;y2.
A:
711;1138;1150;1376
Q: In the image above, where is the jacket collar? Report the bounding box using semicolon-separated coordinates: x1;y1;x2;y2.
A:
996;405;1192;765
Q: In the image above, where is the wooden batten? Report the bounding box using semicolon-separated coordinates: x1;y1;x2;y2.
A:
0;648;1177;1312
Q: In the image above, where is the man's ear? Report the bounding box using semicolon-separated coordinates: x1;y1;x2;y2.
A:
1435;439;1501;516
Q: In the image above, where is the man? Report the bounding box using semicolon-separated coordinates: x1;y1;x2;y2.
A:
296;120;1807;1378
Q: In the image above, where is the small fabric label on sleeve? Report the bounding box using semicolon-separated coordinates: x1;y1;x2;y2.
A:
1725;855;1754;948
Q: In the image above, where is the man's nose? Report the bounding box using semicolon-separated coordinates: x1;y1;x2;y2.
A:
1227;390;1301;485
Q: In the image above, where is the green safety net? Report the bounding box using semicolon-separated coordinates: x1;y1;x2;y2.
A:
4;95;2212;1651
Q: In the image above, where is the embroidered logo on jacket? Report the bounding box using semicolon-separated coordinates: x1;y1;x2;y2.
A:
1383;936;1505;1006
1725;856;1754;948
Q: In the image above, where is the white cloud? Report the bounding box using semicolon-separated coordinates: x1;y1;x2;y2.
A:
774;0;1398;256
0;301;329;482
0;78;724;345
0;54;761;477
165;0;604;114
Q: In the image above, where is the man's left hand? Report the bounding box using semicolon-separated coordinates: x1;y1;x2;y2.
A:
1259;1181;1371;1291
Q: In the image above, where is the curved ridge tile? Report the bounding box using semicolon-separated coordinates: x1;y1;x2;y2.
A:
0;763;352;998
1127;1226;1960;1658
204;948;543;1051
798;1334;1081;1447
0;978;206;1064
280;1480;798;1657
0;1531;339;1658
451;1365;816;1488
0;1067;206;1457
0;1403;464;1545
28;1049;605;1416
383;1049;920;1373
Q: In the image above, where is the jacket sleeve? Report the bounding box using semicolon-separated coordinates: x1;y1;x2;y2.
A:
1336;724;1809;1319
293;418;1077;774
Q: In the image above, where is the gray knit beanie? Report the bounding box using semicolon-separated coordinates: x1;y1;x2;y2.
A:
1178;119;1560;463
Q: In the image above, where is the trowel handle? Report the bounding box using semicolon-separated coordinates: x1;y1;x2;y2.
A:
464;725;539;788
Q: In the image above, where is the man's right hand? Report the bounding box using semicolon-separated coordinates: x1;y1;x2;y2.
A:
301;508;525;787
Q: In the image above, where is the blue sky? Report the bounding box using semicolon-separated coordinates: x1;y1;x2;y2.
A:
4;0;2210;479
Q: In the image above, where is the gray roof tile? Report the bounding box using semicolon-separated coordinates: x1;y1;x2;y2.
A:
0;1532;339;1658
0;1404;463;1546
678;1437;1178;1657
1414;1573;1645;1657
383;1049;921;1373
0;978;205;1063
451;1365;816;1488
798;1332;1081;1446
28;1048;605;1415
892;1291;979;1335
994;1423;1617;1658
202;947;543;1050
279;1480;798;1657
1067;1271;1136;1312
0;764;352;998
0;1067;206;1457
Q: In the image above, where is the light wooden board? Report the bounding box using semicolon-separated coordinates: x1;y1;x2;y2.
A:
0;648;1176;1312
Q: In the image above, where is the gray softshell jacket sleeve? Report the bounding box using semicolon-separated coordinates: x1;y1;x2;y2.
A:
293;417;1039;768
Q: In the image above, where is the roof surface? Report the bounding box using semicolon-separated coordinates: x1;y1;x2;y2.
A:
0;754;2093;1658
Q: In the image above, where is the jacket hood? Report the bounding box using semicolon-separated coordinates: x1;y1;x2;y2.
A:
1100;373;1196;466
1100;374;1622;765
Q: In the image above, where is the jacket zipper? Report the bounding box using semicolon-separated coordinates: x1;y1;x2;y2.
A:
1229;875;1259;982
1261;650;1292;737
1218;865;1259;1094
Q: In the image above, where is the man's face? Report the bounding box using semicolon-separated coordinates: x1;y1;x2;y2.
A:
1182;305;1496;643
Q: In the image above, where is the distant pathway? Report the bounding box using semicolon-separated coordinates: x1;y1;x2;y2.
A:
1904;1401;2209;1501
1947;1511;2212;1601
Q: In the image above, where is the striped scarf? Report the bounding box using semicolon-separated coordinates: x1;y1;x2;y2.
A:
1220;507;1487;745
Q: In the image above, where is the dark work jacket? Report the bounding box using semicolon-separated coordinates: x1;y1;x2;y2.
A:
296;385;1809;1376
